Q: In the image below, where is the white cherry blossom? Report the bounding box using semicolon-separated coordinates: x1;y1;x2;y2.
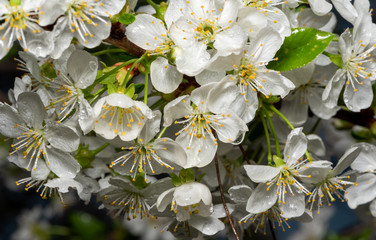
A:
110;111;187;180
1;92;81;179
92;93;153;142
0;0;53;59
163;84;248;168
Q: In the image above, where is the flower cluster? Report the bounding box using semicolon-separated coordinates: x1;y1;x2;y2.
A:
1;0;376;239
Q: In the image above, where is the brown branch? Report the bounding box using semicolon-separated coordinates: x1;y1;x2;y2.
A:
238;144;250;164
105;22;145;57
214;153;240;240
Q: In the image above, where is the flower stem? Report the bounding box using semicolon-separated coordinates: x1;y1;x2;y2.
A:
260;111;272;165
144;72;148;104
121;59;139;88
268;105;294;130
268;105;313;161
263;108;281;158
157;126;168;139
146;0;159;9
214;153;240;240
92;48;127;56
94;58;138;85
91;143;110;155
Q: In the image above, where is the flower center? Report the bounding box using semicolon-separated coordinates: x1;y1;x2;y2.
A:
97;104;145;136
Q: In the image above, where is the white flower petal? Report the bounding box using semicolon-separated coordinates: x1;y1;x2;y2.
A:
210;111;248;144
228;185;253;203
139;110;161;143
370;199;376;217
307;134;326;157
67;50;97;89
126;14;168;51
346;173;376;209
195;70;226;86
351;143;376;172
307;87;339;120
44;120;80;152
213;25;247;56
94;0;126;16
156;188;175;212
246;183;278;213
45;146;81;178
255;71;295;98
207;76;246;119
150;57;183;94
153;138;188;169
308;0;332;16
280;189;305;218
45;177;83;194
78;96;94;134
176;131;217;168
174;182;212;206
189;215;225;236
17;92;46;129
163;95;192;127
31;160;50;181
343;79;373;112
39;0;68;26
0;104;24;138
331;146;361;176
331;0;357;24
244;165;280;183
280;91;308;127
246;29;283;64
284;128;308;166
322;69;346;108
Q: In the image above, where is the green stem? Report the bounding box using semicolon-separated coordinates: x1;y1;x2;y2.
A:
89;87;107;104
260;112;272;165
157;126;168;139
268;105;313;162
91;143;110;155
94;58;137;85
146;0;159;9
144;73;148;104
268;105;295;130
92;48;127;56
121;60;139;88
263;108;281;158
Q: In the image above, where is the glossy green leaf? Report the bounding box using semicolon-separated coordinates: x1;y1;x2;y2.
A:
267;28;334;71
119;14;136;25
169;173;182;187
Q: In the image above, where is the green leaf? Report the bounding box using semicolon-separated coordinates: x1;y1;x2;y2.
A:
169;173;182;187
119;14;136;25
107;83;117;94
328;54;343;68
267;28;334;71
178;168;195;184
197;173;206;182
135;84;145;94
100;74;116;84
125;83;135;98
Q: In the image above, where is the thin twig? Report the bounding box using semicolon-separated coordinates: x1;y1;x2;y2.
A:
214;153;240;240
238;144;251;164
